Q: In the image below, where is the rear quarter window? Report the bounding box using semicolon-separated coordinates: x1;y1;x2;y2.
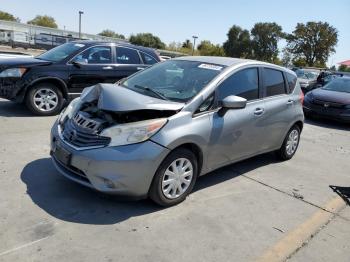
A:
286;73;297;93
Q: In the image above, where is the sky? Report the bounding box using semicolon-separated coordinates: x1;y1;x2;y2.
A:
1;0;349;66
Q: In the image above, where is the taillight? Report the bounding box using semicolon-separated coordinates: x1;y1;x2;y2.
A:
300;91;304;105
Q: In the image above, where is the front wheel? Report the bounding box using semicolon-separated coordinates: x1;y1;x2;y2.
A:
25;83;64;116
149;148;198;207
276;125;301;161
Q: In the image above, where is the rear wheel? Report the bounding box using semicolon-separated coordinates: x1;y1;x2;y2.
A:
25;83;63;116
276;125;301;161
149;148;198;206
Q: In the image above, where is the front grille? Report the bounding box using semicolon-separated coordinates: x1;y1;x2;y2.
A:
312;99;345;109
73;111;105;133
61;119;110;148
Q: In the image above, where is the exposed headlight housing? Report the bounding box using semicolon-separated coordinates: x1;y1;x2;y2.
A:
58;98;82;124
100;118;167;147
0;68;27;78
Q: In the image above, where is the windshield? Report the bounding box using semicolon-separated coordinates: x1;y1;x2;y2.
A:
122;60;226;102
296;69;319;80
36;42;85;62
322;78;350;93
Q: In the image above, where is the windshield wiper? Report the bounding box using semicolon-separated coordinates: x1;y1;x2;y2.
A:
134;85;169;100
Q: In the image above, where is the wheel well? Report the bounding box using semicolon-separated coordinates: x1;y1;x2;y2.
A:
27;79;68;99
294;120;303;131
173;143;204;174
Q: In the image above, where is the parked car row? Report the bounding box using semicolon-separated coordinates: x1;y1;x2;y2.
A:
0;40;348;206
0;41;160;115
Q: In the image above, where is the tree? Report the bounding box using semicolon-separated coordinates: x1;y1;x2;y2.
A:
223;25;251;58
129;33;165;49
98;29;125;39
338;65;350;72
251;22;283;62
287;22;338;67
0;10;19;22
27;15;57;28
182;39;193;50
197;40;225;56
281;48;293;67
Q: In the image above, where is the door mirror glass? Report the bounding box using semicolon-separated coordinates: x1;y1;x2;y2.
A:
221;95;247;109
72;57;88;64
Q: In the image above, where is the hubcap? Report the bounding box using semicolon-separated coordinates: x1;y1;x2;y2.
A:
33;88;58;112
286;129;299;156
162;158;193;199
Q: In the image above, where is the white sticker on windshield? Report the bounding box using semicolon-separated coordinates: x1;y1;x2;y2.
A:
198;64;223;71
74;44;85;48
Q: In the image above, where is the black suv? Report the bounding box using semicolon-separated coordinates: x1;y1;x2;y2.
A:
0;41;160;115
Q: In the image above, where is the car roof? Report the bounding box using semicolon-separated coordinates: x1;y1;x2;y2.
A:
70;40;158;55
173;56;295;74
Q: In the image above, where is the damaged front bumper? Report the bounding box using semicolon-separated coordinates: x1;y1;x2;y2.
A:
0;77;24;100
50;121;170;198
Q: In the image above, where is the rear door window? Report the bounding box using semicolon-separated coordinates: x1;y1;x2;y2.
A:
116;47;141;64
217;68;259;101
263;68;286;97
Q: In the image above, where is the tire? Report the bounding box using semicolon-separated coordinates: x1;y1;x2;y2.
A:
276;125;301;161
25;83;64;116
149;148;198;207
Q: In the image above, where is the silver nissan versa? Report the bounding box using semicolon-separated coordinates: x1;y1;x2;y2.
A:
50;56;304;206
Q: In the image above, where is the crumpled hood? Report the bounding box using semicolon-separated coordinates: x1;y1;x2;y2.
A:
80;83;185;112
0;57;52;71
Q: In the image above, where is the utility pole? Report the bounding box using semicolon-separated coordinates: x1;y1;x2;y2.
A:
192;35;198;56
78;11;84;39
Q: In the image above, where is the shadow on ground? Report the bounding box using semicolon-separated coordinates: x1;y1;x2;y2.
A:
0;100;34;117
21;153;278;225
330;185;350;205
305;117;350;131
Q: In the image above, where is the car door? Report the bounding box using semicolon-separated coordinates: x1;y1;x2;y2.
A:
261;67;295;150
111;46;148;80
206;67;267;170
67;45;117;93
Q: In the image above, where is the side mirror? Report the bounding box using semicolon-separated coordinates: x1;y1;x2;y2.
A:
221;95;247;109
72;58;88;67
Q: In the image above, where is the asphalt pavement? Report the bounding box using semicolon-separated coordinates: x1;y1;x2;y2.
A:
0;98;349;262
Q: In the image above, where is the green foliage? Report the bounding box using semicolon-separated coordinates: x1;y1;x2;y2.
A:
292;58;307;67
223;25;251;58
182;39;193;50
281;48;293;67
0;10;19;22
251;22;283;62
129;33;165;49
27;15;57;28
338;65;350;72
287;22;338;67
98;29;125;39
197;40;225;56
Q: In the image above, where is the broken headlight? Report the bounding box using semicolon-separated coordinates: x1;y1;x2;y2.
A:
0;68;27;78
100;118;167;147
59;98;81;124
